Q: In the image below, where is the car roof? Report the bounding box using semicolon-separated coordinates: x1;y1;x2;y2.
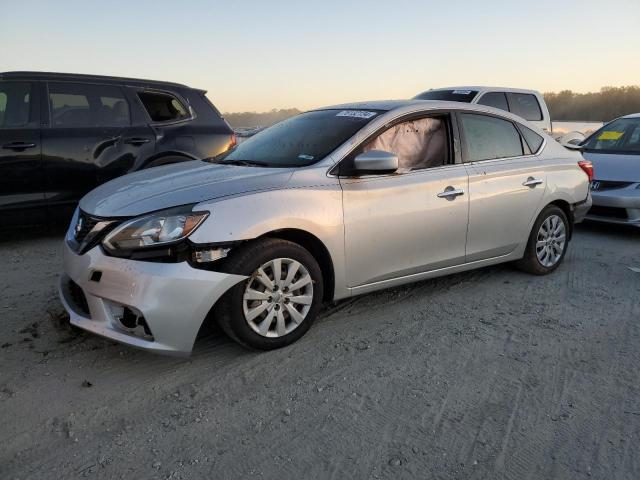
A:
312;99;549;135
621;112;640;119
313;99;523;117
0;71;196;91
421;86;542;95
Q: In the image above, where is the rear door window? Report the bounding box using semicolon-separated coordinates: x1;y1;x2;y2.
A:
0;82;33;127
506;93;543;121
49;83;130;127
460;113;524;161
477;92;509;112
138;91;190;123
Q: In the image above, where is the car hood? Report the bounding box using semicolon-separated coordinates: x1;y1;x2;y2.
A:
80;160;294;217
582;152;640;182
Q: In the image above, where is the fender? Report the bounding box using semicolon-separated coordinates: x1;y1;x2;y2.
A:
190;185;350;299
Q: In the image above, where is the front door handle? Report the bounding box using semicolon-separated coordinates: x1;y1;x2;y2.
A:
523;177;544;188
124;137;151;146
2;142;36;151
437;186;465;200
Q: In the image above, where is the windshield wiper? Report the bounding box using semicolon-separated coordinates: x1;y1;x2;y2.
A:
216;159;270;167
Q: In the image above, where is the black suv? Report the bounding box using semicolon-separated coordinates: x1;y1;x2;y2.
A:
0;71;234;225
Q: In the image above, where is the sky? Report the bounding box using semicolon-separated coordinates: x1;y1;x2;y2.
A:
2;0;639;112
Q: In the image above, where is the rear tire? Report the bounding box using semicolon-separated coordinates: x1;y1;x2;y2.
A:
516;205;569;275
216;238;324;350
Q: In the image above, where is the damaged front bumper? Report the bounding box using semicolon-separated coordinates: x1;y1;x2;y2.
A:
59;241;246;356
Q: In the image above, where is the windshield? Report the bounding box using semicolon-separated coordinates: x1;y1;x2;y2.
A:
211;109;381;167
582;117;640;153
413;89;478;102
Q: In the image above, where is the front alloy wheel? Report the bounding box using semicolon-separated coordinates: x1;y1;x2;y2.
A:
216;238;323;350
243;258;314;338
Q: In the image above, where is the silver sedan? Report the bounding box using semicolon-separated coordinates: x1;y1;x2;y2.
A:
578;113;640;227
59;100;592;355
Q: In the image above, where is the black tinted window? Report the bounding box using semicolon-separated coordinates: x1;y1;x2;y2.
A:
49;83;130;127
507;93;542;121
477;92;509;111
520;125;544;153
138;91;190;122
460;114;524;161
0;82;32;127
414;89;478;102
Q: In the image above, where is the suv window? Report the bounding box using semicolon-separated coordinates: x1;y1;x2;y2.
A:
0;82;32;127
361;116;449;171
477;92;509;112
460;113;524;161
506;93;542;121
49;83;130;127
138;91;190;123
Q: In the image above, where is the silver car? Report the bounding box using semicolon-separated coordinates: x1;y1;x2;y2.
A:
577;113;640;227
59;100;592;355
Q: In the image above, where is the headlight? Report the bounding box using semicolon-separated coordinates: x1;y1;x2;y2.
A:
103;205;208;253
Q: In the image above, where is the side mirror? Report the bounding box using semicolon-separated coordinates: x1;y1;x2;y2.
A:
353;150;399;174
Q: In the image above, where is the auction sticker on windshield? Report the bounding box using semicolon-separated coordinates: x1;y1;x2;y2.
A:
598;131;624;141
336;110;377;119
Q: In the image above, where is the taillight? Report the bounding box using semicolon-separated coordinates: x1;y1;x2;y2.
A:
229;133;237;149
578;160;594;182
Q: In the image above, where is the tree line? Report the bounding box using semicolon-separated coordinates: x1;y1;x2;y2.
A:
544;86;640;121
223;108;301;128
222;86;640;127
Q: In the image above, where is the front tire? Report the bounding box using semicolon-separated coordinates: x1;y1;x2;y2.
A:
516;205;569;275
216;238;324;350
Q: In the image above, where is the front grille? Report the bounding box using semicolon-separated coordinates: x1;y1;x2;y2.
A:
67;279;90;317
591;180;633;191
69;210;120;254
74;211;100;243
588;205;628;219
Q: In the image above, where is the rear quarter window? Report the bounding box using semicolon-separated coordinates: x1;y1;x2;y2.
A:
507;93;543;121
520;125;544;153
138;91;191;123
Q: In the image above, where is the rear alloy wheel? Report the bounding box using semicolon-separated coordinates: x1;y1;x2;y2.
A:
216;238;323;350
535;214;566;267
516;205;569;275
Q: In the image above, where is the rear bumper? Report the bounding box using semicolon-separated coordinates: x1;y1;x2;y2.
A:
586;187;640;227
59;241;246;356
572;194;592;224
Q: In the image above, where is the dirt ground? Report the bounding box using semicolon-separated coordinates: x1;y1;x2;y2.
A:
1;222;639;479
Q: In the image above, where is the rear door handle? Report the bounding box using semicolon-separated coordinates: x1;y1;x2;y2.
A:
523;177;544;188
437;186;465;199
124;137;151;145
2;142;36;150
